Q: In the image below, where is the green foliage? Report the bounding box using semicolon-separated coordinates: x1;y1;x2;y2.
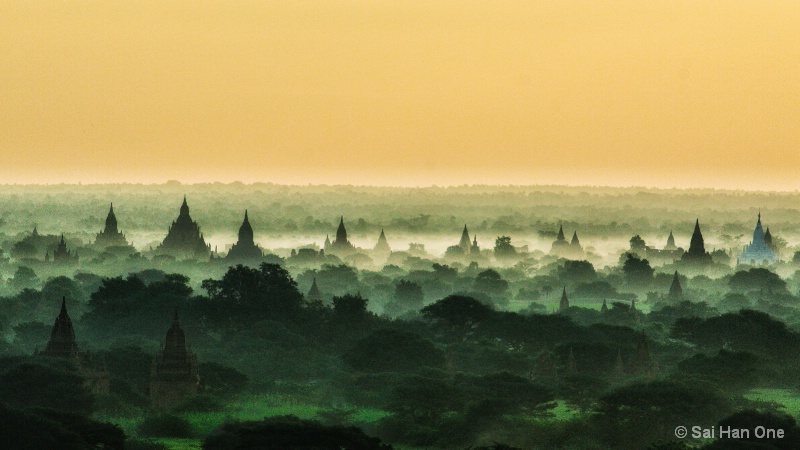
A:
201;263;305;327
622;253;654;284
332;293;370;324
0;357;94;415
421;295;493;327
560;260;597;283
703;410;800;450
199;362;248;397
729;268;788;293
473;269;509;297
202;415;393;450
493;236;517;258
675;350;761;394
672;310;800;359
137;413;194;438
344;329;444;373
385;280;424;316
174;394;225;413
0;403;125;450
594;380;733;449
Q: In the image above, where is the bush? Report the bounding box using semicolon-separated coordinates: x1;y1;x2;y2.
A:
174;394;225;413
125;438;169;450
137;413;193;438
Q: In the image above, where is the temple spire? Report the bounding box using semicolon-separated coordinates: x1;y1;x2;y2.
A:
668;271;683;301
559;287;569;311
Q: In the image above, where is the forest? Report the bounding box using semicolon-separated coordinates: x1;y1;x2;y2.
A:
2;183;800;450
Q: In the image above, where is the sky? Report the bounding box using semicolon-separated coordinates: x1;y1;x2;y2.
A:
1;1;799;190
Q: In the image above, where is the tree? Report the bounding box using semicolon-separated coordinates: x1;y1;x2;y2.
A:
494;236;517;259
421;295;493;328
473;269;509;296
675;350;760;394
202;263;305;325
12;321;50;354
630;235;647;253
594;380;732;449
729;268;787;293
332;293;369;324
385;280;424;316
622;253;654;285
560;260;597;283
703;410;800;450
344;329;444;373
9;266;39;290
203;415;393;450
0;357;94;415
0;403;125;450
199;362;248;397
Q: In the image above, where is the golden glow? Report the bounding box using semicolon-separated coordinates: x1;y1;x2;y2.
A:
2;1;800;189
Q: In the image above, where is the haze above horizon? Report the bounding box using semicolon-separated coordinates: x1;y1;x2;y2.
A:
2;1;799;191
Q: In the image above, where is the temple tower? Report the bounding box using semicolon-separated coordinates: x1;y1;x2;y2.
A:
38;297;109;393
665;231;677;250
373;229;391;254
458;225;471;253
41;297;78;359
559;287;570;311
95;203;129;248
150;310;200;410
739;212;777;265
668;271;683;301
329;217;355;254
157;196;211;259
226;210;263;262
307;277;323;303
680;219;713;264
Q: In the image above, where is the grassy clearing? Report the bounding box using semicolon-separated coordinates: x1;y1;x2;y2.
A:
746;388;800;418
98;395;392;450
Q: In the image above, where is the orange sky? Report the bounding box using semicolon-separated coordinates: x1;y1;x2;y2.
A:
1;1;799;190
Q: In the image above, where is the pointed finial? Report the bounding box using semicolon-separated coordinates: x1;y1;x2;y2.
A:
173;307;180;323
61;296;67;312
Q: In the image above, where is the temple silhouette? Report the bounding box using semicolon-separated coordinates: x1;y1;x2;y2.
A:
225;210;263;262
680;219;713;265
51;234;79;264
738;212;777;266
157;196;211;260
95;203;129;248
325;216;355;255
37;297;109;393
150;310;200;410
550;225;585;259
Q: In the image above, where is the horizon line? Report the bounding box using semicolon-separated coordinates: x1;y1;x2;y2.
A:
0;180;799;194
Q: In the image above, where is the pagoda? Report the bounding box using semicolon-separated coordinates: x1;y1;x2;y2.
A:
559;287;570;311
680;219;713;265
150;310;200;410
458;225;472;254
664;231;677;250
37;297;109;393
470;235;480;254
668;271;683;301
307;277;323;303
225;210;263;262
373;229;391;255
738;213;777;265
328;216;355;255
95;203;129;248
157;196;211;259
53;234;78;264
